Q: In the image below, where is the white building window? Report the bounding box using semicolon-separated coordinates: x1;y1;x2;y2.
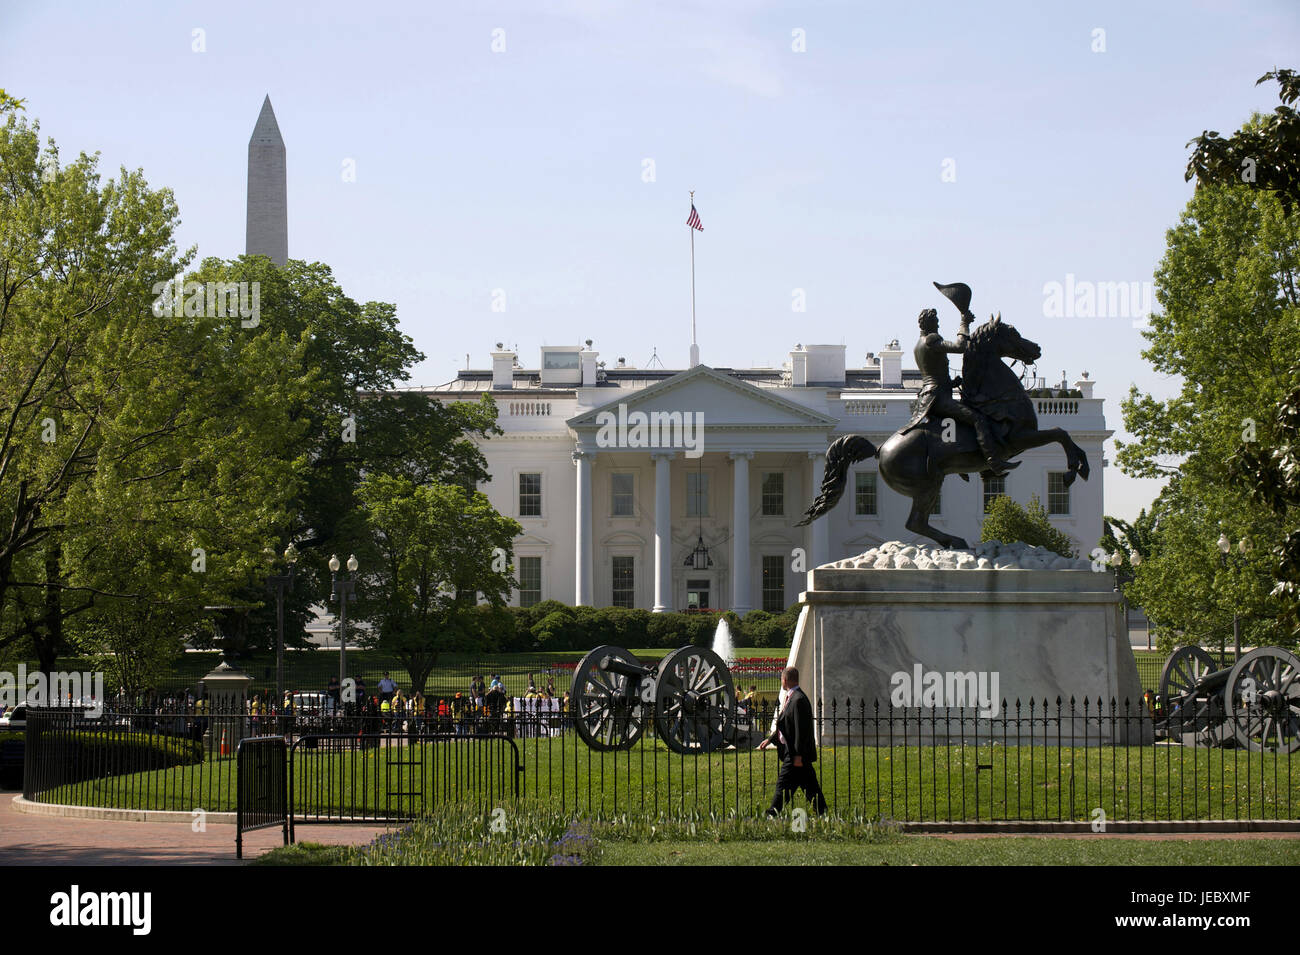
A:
519;473;542;517
611;473;634;517
518;556;541;607
854;472;877;516
611;555;635;608
686;472;709;518
982;473;1006;512
761;472;784;516
1048;472;1071;515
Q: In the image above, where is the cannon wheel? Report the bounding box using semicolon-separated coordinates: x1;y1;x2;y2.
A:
1159;645;1228;746
1224;646;1300;754
571;645;647;751
653;646;736;754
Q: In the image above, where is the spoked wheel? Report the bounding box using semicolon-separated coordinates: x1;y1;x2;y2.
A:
1159;645;1228;746
571;645;648;750
1225;646;1300;754
653;646;736;754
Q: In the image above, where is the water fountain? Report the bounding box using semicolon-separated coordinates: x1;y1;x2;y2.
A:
711;617;735;667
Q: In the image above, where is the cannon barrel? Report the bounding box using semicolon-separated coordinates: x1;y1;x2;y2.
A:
600;655;654;680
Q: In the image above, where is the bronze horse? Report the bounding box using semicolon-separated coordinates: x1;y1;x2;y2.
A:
798;309;1090;550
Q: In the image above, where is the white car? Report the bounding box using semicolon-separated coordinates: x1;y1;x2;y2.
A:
0;701;108;731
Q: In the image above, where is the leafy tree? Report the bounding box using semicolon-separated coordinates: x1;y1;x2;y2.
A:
1186;69;1300;213
980;494;1076;557
1116;180;1296;644
0;108;311;672
176;256;504;660
356;474;521;693
1186;72;1300;642
1228;362;1300;638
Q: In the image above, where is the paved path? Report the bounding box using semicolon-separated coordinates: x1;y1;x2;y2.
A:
0;795;391;865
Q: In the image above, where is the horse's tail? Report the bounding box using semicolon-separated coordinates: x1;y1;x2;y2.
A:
797;434;878;525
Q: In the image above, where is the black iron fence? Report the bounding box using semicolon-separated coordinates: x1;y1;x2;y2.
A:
20;698;1299;825
236;736;287;859
288;731;522;833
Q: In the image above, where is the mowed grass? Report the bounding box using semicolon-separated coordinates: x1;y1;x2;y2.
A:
595;837;1300;866
249;806;1300;866
40;731;1300;822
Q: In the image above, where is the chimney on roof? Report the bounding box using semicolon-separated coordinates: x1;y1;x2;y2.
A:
580;347;599;387
1073;371;1095;398
789;344;808;387
879;341;903;387
491;345;515;390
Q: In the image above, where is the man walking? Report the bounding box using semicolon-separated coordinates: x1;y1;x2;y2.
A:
759;666;827;817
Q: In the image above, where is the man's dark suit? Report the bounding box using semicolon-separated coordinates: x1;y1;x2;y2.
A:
767;685;827;816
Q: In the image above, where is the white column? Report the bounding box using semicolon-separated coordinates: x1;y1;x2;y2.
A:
652;451;674;613
573;450;593;606
730;451;753;614
808;451;828;570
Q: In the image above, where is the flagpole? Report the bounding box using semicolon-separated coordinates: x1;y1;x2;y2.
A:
689;190;698;366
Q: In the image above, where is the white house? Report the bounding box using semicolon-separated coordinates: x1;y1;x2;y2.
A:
417;342;1111;614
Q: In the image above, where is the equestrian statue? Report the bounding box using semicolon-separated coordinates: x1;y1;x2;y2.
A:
798;282;1090;550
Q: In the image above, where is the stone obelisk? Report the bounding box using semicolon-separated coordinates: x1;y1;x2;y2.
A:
246;95;287;266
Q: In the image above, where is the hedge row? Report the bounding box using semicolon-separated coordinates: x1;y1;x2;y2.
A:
463;602;803;653
29;728;204;793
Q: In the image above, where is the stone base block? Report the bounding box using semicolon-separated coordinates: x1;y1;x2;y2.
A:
788;564;1152;746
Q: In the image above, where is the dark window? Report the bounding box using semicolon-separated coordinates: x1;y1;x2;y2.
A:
762;555;785;612
611;556;635;608
518;557;541;607
686;472;709;518
982;473;1006;512
611;473;634;517
519;473;541;517
761;472;784;516
1048;472;1070;515
854;472;878;516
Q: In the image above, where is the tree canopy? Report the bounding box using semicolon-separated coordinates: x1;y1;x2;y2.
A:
1116;68;1299;648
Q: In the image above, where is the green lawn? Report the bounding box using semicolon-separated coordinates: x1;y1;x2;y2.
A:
40;731;1300;823
251;807;1300;866
594;837;1300;866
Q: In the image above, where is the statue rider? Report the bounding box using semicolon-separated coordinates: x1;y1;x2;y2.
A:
899;300;1017;476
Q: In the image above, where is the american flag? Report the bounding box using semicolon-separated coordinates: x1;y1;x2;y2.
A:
686;204;703;231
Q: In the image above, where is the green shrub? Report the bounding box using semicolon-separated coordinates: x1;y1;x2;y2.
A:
981;493;1076;558
28;728;204;795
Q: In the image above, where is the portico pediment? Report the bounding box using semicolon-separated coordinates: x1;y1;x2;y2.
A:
567;365;837;433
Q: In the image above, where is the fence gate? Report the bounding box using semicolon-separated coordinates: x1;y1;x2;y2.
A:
236;736;288;859
288;731;523;839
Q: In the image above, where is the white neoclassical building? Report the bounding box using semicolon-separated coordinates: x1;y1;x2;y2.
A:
418;342;1111;614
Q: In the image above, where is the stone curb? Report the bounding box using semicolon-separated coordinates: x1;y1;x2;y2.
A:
11;793;236;825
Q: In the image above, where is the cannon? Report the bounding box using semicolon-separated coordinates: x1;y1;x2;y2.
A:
570;645;738;754
1157;645;1300;752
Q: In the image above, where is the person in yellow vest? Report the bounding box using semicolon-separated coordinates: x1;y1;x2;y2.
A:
380;696;392;730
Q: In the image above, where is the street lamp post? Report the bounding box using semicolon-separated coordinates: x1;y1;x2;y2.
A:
1217;533;1250;662
330;554;359;697
266;543;299;702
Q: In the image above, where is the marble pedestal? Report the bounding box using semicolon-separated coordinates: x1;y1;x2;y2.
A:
788;563;1151;745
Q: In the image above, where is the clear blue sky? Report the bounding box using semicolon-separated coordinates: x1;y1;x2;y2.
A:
4;0;1297;521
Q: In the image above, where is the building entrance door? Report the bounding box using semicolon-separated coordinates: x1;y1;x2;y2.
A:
686;579;711;611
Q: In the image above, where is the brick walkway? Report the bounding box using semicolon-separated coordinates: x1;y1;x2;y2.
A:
0;795;391;865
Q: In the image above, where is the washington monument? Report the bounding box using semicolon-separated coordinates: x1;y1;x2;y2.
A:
246;95;287;266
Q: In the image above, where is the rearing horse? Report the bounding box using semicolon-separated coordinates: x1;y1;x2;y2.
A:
798;314;1090;549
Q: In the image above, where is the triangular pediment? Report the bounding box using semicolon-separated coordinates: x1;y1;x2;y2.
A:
567;365;837;431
